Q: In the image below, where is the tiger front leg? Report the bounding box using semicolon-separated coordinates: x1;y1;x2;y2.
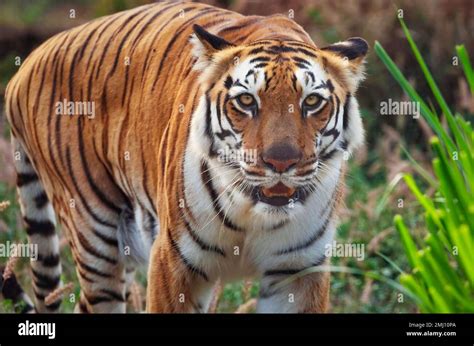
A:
257;267;330;313
146;228;215;313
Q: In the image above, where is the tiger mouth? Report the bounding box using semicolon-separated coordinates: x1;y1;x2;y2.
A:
251;182;305;207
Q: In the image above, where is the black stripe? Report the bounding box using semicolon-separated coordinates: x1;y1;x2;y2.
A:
248;40;273;46
264;267;301;277
140;6;197;85
217;23;250;35
264;71;273;92
322;127;340;139
108;10;151;76
267;45;299;54
77;21;101;62
100;288;126;302
259;255;327;298
76;257;113;279
136;147;154;212
92;228;119;247
24;217;55;237
245;69;255;79
215;92;236;140
271;220;289;230
77;118;122;214
33;51;50;116
151;7;219;90
68;42;83;108
214;92;225;133
168;229;209;282
320;147;339;161
77;267;95;284
76;230;118;265
215;130;236;141
248;47;265;55
129;3;176;52
183;217;226;257
332;95;341;134
16;173;38;187
250;56;271;64
33;191;49;209
297;48;317;58
1;271;24;301
204;94;216;156
291;73;298;92
45;300;61;311
34;290;45;301
224;75;233;89
292;56;310;65
340;139;348;151
46;35;70;189
326;79;334;92
85;294;115;306
274;217;331;255
55;31;78;170
84;12;129;71
229;104;248;119
79;300;89;313
31;268;60;290
320;97;342;155
121;65;131;108
200;161;243;232
36;253;60;267
65;147;117;229
319;95;340;137
343;93;351;130
233;80;246;88
222;95;243;133
95;6;150;80
263;255;328;278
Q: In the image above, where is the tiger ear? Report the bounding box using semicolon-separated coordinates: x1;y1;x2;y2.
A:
321;38;368;62
320;38;369;92
190;24;235;71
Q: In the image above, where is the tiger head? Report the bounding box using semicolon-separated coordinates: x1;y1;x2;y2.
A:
189;24;367;220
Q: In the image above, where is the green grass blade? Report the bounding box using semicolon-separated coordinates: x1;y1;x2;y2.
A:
376;251;405;275
456;45;474;94
374;41;456;152
399;19;465;150
394;215;418;268
400;144;437;187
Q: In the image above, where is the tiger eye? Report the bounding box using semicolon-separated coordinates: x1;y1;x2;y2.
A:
304;95;319;107
238;93;255;106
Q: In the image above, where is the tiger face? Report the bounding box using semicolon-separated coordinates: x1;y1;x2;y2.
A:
190;24;367;218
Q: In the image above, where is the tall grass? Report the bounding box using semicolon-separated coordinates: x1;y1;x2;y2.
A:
375;19;474;312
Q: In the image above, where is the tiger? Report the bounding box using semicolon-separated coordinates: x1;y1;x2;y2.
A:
3;0;367;313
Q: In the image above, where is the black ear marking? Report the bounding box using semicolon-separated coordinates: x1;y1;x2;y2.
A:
321;37;368;60
193;24;234;51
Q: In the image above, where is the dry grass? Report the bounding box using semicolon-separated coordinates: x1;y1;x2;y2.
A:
45;282;74;306
2;256;18;281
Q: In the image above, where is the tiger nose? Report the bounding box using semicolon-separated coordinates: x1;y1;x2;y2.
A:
262;144;302;173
